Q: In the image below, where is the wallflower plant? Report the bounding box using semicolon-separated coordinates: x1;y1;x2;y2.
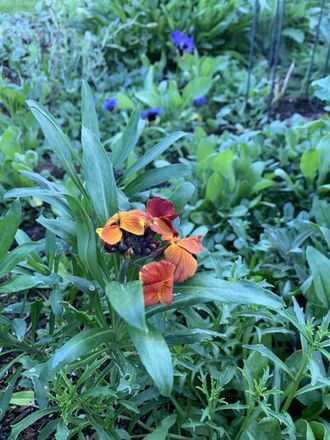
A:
1;81;284;438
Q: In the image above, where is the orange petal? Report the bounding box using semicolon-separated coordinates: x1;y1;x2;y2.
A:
119;210;147;235
149;218;177;240
139;260;175;307
105;213;119;227
177;235;203;254
164;244;198;283
147;197;178;220
96;225;122;245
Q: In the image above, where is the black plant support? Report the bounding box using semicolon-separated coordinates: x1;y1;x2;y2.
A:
324;40;330;76
268;0;280;80
305;0;326;96
245;0;260;105
267;0;286;119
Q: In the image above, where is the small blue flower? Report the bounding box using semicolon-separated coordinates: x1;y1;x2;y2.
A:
141;107;163;121
103;98;118;112
194;96;207;106
171;30;194;54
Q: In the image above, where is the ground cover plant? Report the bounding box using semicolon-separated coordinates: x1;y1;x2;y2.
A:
0;1;330;439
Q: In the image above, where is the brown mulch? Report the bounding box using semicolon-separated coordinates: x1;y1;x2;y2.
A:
272;96;325;121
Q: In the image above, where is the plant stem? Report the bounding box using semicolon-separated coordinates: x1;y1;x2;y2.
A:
245;0;260;105
282;348;312;412
234;403;255;440
305;0;326;96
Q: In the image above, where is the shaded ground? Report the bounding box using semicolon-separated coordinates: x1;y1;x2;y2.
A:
272;96;325;121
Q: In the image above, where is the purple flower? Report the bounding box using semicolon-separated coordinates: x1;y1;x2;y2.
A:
194;96;207;106
141;107;163;121
103;98;118;112
171;30;194;54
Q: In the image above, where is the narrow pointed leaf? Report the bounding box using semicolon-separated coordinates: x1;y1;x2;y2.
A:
81;80;100;138
0;199;21;260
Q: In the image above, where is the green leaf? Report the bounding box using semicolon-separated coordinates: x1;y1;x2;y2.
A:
12;319;26;342
116;93;134;110
41;328;114;380
300;149;320;181
0;369;22;422
312;76;330;101
125;164;190;197
144;415;177;440
244;344;295;379
120;131;186;182
0;274;45;294
81;80;100;139
111;107;142;169
10;391;34;406
65;195;104;284
106;281;147;332
0;199;21;260
169;181;195;213
306;246;330;308
9;407;59;440
128;326;173;396
82;126;118;222
182;77;213;103
0;242;44;278
173;274;283;309
26;100;86;196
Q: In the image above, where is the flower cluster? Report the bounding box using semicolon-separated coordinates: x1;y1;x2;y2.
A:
103;98;118;112
96;197;203;307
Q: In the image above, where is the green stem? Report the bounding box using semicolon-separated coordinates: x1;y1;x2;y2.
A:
119;259;131;283
234;403;255;440
170;396;186;419
282;349;312;412
91;291;107;327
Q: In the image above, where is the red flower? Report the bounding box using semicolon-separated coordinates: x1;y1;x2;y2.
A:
139;260;175;307
146;197;178;239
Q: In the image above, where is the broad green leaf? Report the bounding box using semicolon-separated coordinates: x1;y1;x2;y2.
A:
300;149;320;181
125;164;190;197
244;344;295;379
106;281;147;332
312;76;330;101
135;91;161;108
10;391;34;406
182;77;213;103
0;199;21;260
144;415;177;440
81;80;100;139
0;126;22;159
172;274;283;309
116;93;134;110
111;107;142;169
306;246;330;308
120;131;186;181
41;328;114;380
169;181;195;213
82;126;118;222
9;407;59;440
128;326;173;396
0;242;44;278
206;172;222;205
26;100;86;196
316;134;330;185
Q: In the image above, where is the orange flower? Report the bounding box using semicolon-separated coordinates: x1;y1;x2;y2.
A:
139;260;175;307
96;210;147;245
164;234;203;282
146;197;178;239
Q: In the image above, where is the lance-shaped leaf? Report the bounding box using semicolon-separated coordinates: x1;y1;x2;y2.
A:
106;281;147;332
128;325;173;396
82;127;118;222
81;80;100;138
0;199;21;260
